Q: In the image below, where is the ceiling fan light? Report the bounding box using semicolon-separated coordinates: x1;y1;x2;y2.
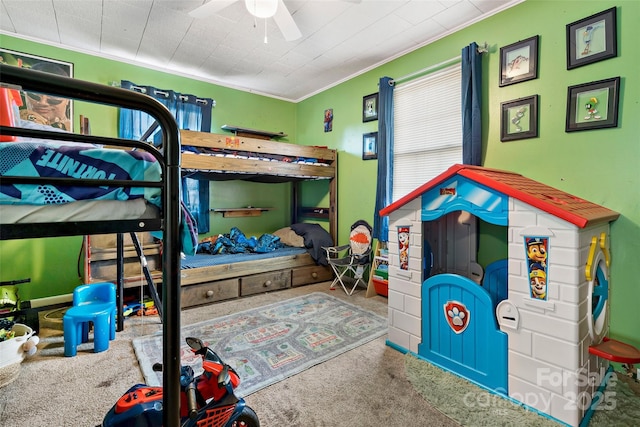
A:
244;0;278;19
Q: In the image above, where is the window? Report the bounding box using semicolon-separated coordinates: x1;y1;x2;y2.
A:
393;64;462;201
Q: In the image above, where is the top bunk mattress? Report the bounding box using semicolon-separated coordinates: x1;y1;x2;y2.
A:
0;140;162;209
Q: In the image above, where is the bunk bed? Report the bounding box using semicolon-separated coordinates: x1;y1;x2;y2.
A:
0;64;183;426
177;130;337;306
86;130;339;308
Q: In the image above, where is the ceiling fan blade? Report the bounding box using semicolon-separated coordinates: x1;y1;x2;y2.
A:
273;0;302;41
188;0;237;18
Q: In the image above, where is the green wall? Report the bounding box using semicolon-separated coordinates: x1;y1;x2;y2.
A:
1;0;638;348
296;0;639;348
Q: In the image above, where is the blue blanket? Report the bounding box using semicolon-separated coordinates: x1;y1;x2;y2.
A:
0;141;161;206
197;227;283;254
0;141;198;255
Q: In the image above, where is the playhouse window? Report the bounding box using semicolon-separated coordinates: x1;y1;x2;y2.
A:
592;260;608;321
589;255;609;341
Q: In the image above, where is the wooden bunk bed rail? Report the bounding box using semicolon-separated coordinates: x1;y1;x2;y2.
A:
181;130;336;162
181;154;334;179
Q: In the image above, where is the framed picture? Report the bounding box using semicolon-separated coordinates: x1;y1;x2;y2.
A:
0;48;74;132
324;108;333;132
362;132;378;160
500;95;538;142
499;35;538;87
362;93;378;122
566;7;617;70
565;77;620;132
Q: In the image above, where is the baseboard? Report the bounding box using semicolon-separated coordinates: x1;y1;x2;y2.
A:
28;293;73;309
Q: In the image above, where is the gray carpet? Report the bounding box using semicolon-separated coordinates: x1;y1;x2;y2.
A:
405;352;640;427
0;283;456;427
2;281;635;427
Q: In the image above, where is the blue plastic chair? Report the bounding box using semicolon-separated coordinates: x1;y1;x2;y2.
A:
63;282;116;357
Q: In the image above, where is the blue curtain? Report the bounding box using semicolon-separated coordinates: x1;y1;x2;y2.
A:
373;76;394;242
118;81;214;233
461;42;482;166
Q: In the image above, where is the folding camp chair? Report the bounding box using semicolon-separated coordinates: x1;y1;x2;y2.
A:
323;220;373;295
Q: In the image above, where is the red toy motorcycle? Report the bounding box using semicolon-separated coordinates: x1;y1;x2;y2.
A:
101;337;259;427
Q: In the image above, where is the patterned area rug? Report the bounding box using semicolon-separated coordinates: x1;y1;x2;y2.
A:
132;292;388;396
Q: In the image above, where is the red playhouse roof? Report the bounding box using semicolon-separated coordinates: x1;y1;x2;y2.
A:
379;164;619;229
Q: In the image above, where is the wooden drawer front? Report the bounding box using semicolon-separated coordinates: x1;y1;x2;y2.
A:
241;270;291;296
90;256;160;281
292;265;333;287
181;279;239;308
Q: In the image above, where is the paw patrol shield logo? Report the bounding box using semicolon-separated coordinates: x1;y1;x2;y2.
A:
444;301;470;334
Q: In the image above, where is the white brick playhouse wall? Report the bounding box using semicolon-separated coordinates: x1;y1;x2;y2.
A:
505;199;610;426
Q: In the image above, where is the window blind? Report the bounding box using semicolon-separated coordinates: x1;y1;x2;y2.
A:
393;63;462;201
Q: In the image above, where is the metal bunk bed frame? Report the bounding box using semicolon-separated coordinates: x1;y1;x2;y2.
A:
0;64;183;426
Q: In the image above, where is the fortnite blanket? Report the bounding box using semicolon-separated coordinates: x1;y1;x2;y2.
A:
0;142;162;206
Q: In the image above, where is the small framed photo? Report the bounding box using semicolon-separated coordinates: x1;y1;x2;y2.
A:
323;108;333;132
362;93;378;122
499;35;538;87
362;132;378;160
565;77;620;132
566;7;617;70
500;95;538;142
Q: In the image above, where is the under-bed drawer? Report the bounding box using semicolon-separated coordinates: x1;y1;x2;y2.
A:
181;279;239;308
292;265;333;287
240;270;291;296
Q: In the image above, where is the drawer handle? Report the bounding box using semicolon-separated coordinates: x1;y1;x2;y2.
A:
205;290;214;298
311;272;318;279
264;280;272;287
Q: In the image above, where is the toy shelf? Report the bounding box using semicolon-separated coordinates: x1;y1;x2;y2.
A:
366;242;389;298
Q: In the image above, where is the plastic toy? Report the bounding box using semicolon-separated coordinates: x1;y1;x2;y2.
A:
380;164;639;427
100;336;259;427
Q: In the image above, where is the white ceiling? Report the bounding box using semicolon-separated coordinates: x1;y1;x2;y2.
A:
0;0;521;102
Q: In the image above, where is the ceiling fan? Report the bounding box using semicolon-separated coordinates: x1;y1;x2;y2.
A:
189;0;302;42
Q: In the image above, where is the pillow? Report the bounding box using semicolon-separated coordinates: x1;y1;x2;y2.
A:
272;227;305;247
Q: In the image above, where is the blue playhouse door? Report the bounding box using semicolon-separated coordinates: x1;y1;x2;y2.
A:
417;273;508;392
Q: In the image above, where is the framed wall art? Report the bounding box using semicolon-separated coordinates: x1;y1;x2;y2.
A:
500;95;538;142
324;108;333;132
565;77;620;132
566;7;617;70
362;132;378;160
499;35;538;87
0;48;74;132
362;92;378;122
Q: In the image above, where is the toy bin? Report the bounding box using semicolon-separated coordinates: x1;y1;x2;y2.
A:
372;278;388;297
0;324;35;388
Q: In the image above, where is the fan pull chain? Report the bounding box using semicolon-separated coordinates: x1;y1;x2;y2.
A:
264;18;268;43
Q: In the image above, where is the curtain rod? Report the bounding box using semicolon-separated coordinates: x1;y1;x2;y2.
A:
390;56;461;85
390;42;488;86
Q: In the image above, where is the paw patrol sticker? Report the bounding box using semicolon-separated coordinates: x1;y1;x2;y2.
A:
444;301;470;334
397;226;410;270
525;237;548;300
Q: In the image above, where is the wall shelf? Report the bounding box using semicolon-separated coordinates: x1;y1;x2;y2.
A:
211;207;273;218
221;125;287;140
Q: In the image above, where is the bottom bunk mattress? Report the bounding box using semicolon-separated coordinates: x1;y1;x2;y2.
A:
182;246;308;269
0;199;158;223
